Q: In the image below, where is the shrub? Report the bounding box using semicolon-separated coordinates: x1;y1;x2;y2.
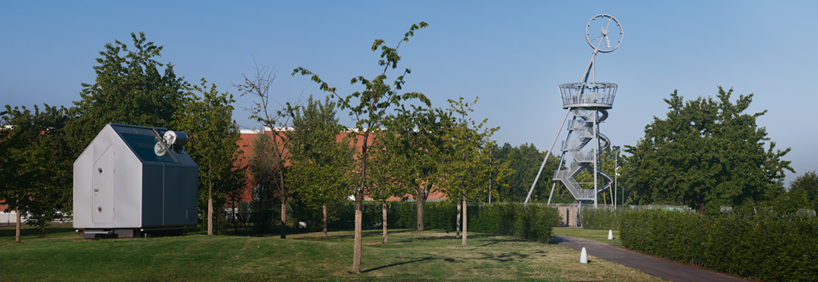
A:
468;203;561;243
620;209;818;281
579;207;620;229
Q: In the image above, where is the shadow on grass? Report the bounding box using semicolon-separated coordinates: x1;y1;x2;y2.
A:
362;256;436;273
362;248;533;272
476;236;528;247
478;251;529;262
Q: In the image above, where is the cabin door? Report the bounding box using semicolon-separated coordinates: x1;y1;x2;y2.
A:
92;144;115;223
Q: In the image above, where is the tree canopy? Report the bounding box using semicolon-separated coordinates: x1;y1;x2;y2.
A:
623;87;793;213
1;104;72;241
67;32;190;152
784;171;818;212
490;143;566;203
288;95;354;236
375;105;452;231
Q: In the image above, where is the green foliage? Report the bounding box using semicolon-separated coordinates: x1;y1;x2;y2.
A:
293;21;431;271
579;208;620;230
467;203;561;243
288;95;353;201
490;142;566;203
374;105;454;230
67;32;190;153
438;97;509;202
292;22;432;200
315;200;559;241
175;79;245;234
620;209;818;281
623;87;793;213
1;104;72;237
247;133;280;232
786;171;818;211
287;95;355;229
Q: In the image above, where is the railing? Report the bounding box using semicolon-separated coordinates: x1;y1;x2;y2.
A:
559;82;617;108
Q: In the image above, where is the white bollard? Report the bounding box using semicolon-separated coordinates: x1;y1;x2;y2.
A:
608;229;613;240
580;247;588;263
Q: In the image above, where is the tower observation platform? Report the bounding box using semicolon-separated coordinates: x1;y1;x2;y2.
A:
559;82;617;109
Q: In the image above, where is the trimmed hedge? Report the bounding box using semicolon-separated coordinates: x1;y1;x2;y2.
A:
468;203;561;243
620;209;818;281
579;207;620;230
319;201;561;243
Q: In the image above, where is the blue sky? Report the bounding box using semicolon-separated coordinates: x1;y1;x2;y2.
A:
2;1;816;186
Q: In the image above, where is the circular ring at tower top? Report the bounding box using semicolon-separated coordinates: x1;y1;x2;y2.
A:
586;14;623;53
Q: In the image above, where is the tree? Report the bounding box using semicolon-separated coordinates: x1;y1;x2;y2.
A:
623;87;793;214
1;104;72;242
67;32;190;154
490;143;565;203
293;21;430;273
376;106;450;232
438;97;506;246
786;171;818;212
236;62;294;239
247;132;279;232
175;79;245;235
367;144;408;243
288;95;354;237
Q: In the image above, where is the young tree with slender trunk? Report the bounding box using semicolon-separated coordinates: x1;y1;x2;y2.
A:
176;79;245;235
236;62;295;238
369;141;412;243
379;106;451;231
293;21;430;273
439;97;507;246
288;95;354;237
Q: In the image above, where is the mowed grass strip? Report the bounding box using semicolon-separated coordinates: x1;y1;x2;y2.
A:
1;228;660;281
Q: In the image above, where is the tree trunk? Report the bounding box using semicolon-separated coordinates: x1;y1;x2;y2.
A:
352;196;363;273
462;198;467;246
323;203;328;237
15;210;21;243
233;201;239;235
207;193;213;235
382;202;388;244
456;202;461;239
416;191;426;231
280;199;287;239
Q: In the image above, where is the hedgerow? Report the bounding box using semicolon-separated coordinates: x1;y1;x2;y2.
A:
620;209;818;281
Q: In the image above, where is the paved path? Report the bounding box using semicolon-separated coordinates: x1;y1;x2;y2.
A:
553;235;749;282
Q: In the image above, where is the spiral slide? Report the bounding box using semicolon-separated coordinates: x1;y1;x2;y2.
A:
552;109;613;201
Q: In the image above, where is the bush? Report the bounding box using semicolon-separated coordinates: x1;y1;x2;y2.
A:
620;209;818;281
468;203;561;243
314;200;560;243
579;207;620;229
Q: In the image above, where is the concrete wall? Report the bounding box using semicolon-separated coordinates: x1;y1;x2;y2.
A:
557;206;578;227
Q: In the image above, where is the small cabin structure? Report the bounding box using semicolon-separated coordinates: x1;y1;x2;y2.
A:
73;123;198;238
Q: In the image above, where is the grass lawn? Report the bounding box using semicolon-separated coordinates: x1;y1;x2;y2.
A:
551;228;622;246
0;223;77;245
0;225;660;281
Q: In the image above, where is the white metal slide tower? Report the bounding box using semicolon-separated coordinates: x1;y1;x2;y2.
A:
525;14;623;208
